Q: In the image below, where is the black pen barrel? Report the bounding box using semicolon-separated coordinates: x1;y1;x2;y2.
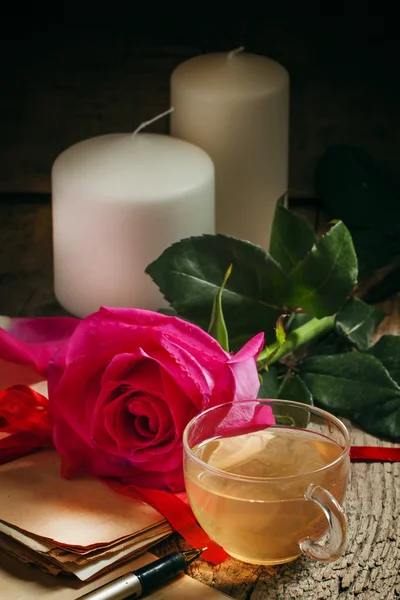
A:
76;549;203;600
135;552;187;594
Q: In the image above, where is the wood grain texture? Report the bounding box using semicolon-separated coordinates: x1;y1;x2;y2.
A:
0;200;399;598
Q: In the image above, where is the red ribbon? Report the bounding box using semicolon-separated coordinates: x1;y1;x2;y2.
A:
0;385;53;465
350;446;400;461
1;384;399;566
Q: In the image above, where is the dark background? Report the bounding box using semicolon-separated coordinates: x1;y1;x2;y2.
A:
1;5;399;197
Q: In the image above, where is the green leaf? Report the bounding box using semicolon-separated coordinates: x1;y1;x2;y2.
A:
315;145;400;230
258;371;312;428
157;307;178;316
286;312;313;332
367;335;400;385
258;370;312;406
335;298;385;350
269;198;317;273
353;399;400;441
207;264;232;351
146;234;288;346
306;332;352;357
279;375;313;406
300;353;400;413
286;222;358;317
258;368;279;398
278;375;313;427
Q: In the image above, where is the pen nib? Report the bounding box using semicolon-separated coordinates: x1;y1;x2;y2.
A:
181;547;207;565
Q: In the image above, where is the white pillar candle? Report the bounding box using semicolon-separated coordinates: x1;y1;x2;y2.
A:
52;131;215;318
171;50;289;250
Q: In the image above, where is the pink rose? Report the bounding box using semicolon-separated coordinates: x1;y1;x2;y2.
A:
48;307;264;492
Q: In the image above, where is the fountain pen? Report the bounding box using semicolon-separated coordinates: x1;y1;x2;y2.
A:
76;547;206;600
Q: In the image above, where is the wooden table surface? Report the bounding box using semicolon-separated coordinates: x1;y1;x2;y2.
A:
0;200;399;599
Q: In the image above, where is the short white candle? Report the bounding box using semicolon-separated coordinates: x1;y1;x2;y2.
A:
52;131;215;318
171;50;289;250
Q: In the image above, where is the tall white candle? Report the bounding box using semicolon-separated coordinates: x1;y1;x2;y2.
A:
52;132;215;318
171;50;289;250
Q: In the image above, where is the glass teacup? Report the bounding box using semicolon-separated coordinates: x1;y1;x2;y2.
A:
183;399;350;565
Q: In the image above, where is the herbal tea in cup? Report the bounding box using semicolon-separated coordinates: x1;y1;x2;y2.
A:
183;400;350;565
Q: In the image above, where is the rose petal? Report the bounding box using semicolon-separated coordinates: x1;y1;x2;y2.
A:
228;333;264;400
160;370;200;433
133;412;158;436
101;353;164;396
56;412;184;491
214;401;275;438
208;365;237;407
50;310;222;412
92;354;175;452
0;316;79;376
50;365;101;441
87;364;181;469
126;395;165;440
92;390;130;454
61;307;228;371
97;350;205;439
152;339;212;410
102;392;174;452
102;307;230;362
230;332;265;363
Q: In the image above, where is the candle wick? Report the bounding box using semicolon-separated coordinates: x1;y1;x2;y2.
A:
228;46;245;59
132;107;174;137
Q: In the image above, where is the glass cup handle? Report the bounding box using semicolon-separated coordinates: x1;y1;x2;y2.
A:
300;484;347;562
